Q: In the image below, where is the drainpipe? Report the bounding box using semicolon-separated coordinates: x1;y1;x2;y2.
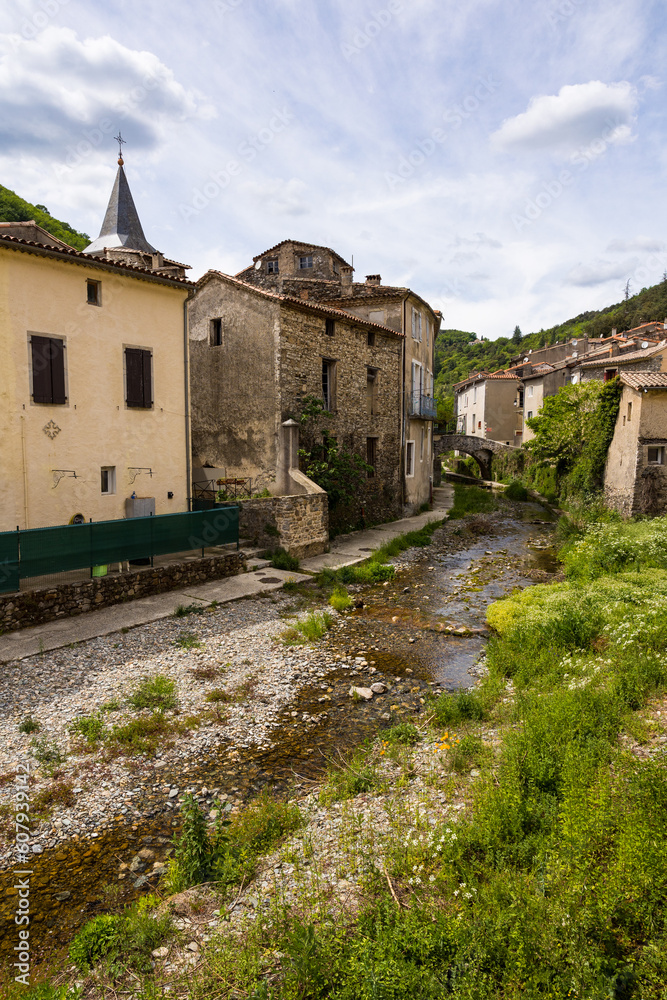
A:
183;297;192;510
20;415;29;528
401;297;407;509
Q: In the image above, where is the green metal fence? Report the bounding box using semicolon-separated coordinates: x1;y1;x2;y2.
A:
0;508;239;594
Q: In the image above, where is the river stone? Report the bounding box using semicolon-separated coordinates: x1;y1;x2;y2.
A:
152;946;169;958
349;686;373;701
371;683;386;694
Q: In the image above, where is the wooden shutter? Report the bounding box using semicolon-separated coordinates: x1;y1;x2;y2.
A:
31;336;53;403
141;350;152;407
50;339;66;404
125;348;143;407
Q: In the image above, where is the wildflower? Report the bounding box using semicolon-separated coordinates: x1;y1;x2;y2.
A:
454;889;459;897
429;874;436;882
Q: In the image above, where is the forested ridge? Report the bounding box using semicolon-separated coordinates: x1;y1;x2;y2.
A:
0;184;90;250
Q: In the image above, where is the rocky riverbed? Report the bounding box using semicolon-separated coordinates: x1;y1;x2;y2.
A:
0;500;558;972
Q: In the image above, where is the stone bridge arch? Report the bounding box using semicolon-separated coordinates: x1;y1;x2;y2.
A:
434;434;519;481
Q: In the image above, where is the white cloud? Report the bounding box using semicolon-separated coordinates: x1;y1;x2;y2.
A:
564;258;638;287
239;177;310;217
606;236;666;253
491;81;638;153
0;27;215;155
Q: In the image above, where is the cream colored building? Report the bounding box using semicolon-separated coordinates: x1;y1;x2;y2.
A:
454;370;519;444
0;166;192;531
604;372;667;516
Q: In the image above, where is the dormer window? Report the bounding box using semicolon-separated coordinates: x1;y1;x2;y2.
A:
267;259;279;274
299;255;313;270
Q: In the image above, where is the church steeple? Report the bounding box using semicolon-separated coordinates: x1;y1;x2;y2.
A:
83;135;157;256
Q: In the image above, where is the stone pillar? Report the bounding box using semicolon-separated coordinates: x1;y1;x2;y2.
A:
277;419;300;495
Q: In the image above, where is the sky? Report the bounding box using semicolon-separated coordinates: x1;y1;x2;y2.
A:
1;0;666;339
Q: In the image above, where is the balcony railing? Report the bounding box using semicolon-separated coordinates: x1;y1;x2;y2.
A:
408;392;437;419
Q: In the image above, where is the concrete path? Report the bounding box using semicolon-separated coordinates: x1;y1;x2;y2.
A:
0;485;454;662
0;567;311;662
300;485;454;572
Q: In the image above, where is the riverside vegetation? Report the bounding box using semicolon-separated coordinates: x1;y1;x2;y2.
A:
11;492;667;999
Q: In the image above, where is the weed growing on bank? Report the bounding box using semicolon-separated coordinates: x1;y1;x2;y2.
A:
316;520;442;589
280;610;335;645
447;484;497;519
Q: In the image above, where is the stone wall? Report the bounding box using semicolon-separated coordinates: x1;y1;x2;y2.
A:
239;493;328;559
0;551;244;635
582;355;663;382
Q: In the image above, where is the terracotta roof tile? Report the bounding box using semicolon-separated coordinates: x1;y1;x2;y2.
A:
578;341;667;368
620;372;667;390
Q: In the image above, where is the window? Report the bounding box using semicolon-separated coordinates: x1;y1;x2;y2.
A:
299;255;313;269
367;330;376;347
426;319;432;348
31;335;66;404
87;279;101;305
125;348;152;408
647;446;664;465
627;402;632;422
266;258;279;274
411;307;422;341
366;437;377;477
367;368;378;415
210;318;223;346
478;421;482;430
527;385;534;397
527;410;533;420
101;467;116;495
471;413;476;432
406;441;415;476
322;359;336;411
325;318;335;337
604;368;617;382
473;386;477;403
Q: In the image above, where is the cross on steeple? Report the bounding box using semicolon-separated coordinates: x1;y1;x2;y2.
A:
114;131;126;165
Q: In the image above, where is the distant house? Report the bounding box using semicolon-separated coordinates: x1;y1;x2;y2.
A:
604;372;667;515
453;370;519;444
574;340;667;384
234;240;439;513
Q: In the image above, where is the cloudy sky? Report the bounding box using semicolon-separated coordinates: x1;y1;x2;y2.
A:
1;0;666;338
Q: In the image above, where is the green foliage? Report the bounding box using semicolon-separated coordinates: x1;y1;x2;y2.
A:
173;602;205;617
561;516;667;579
175;792;212;886
281;610;335;644
69;900;171;975
268;547;300;571
128;674;178;709
505;479;528;501
429;689;486;726
21;985;81;1000
174;630;203;650
382;722;420;745
69;712;106;746
107;713;175;755
30;736;66;772
18;716;40;734
0;183;90;249
322;743;379;802
296;396;372;507
69;914;124;971
448;734;487;772
329;586;352;612
447;484;496;519
526;377;622;495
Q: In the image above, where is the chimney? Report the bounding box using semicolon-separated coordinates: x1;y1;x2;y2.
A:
151;252;164;270
610;343;619;356
341;265;353;288
611;328;617;336
365;274;381;286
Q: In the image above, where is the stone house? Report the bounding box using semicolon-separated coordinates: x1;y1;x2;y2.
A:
453;370;520;444
0;157;192;530
604;372;667;515
188;270;403;525
574;340;667;384
235;240;439;512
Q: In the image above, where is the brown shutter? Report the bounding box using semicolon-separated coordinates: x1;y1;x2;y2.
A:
50;339;66;404
142;350;152;407
31;336;53;403
125;348;143;407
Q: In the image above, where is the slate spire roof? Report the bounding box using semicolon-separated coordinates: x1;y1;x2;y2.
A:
83;159;157;256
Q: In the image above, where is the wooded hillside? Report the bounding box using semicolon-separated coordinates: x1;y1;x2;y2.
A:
0;184;90;250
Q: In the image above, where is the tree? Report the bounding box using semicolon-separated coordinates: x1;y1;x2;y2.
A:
295;396;371;508
512;325;522;344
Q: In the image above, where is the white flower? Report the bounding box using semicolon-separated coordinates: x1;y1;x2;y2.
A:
429;875;436;882
454;890;459;897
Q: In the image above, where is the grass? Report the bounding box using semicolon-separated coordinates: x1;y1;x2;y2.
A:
106;714;180;755
316;521;442;589
447;483;497;519
18;716;41;734
69;895;172;977
328;586;352;612
173;602;205;617
174;630;203;650
32;781;76;814
265;546;301;572
127;674;178;710
281;610;335;645
30;737;66;773
69;713;106;747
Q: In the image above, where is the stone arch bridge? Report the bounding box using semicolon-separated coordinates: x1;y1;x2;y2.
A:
434;434;519;481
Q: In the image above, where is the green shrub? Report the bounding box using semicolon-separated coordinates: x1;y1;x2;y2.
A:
128;674;178;710
30;737;66;772
268;547;300;572
69;914;124;971
18;716;40;734
173;602;205;617
328;586;352;612
174;631;203;650
21;985;81;1000
430;689;486;726
383;722;420;745
448;734;487;772
107;714;174;755
281;611;335;645
505;479;528;501
69;901;171;975
69;713;106;745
